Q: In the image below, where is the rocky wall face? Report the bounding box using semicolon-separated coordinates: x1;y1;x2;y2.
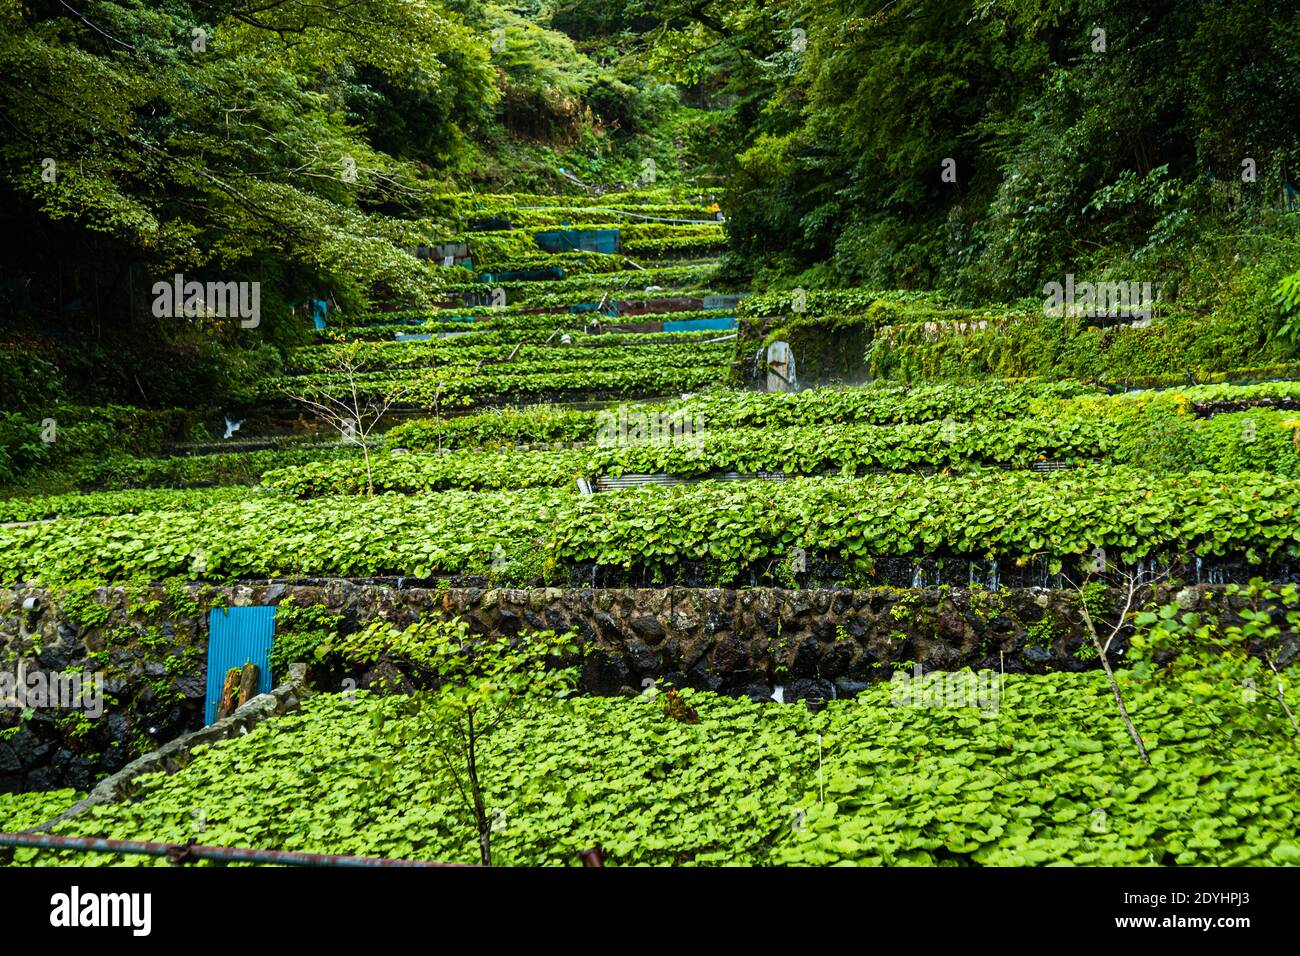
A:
0;581;1242;791
732;316;872;388
416;585;1136;700
0;587;209;792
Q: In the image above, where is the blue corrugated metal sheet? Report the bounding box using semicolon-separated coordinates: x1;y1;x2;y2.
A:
533;229;620;255
663;316;737;333
205;606;277;724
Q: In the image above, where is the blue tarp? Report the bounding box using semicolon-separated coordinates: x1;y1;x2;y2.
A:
570;301;619;317
534;229;620;255
480;267;565;283
663;316;737;333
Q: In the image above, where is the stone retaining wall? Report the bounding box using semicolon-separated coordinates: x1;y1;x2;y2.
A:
0;581;1252;790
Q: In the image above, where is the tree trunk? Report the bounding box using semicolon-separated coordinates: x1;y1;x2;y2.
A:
466;711;491;866
1092;632;1151;765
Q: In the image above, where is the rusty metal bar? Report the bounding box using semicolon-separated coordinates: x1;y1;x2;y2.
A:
0;831;472;867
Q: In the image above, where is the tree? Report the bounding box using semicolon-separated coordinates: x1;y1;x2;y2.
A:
720;0;1300;298
286;354;402;497
337;617;583;865
1065;563;1166;765
0;0;495;331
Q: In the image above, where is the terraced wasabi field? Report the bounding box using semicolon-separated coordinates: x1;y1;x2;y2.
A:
2;186;1299;872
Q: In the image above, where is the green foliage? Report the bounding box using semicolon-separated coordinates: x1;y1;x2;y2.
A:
374;382;1300;481
286;339;729;375
0;789;83;833
582;418;1109;478
55;446;361;493
0;414;46;488
7;467;1300;586
2;3;1299;874
52;581;114;630
337;616;582;863
721;0;1300;308
388;380;1101;450
866;309;1295;386
274;410;1227;498
0;0;495;320
1274;270;1300;347
18;668;1300;866
388;404;598;450
1129;579;1300;742
262;449;587;497
432;263;723;304
268;597;346;677
0;349;63;416
0;405;210;490
0;486;255;523
264;354;730;409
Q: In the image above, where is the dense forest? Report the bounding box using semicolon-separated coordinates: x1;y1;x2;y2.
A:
3;1;1298;413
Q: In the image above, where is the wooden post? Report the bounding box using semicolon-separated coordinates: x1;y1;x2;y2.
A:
216;667;242;720
237;663;260;709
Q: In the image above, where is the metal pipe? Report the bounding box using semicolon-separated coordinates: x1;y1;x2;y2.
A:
0;831;471;867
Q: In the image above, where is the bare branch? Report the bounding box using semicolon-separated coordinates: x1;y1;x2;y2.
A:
1068;564;1152;765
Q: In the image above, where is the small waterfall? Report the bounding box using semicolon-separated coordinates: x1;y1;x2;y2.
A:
223;415;244;439
771;684;785;704
911;564;925;588
968;559;1000;590
1195;555;1203;584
